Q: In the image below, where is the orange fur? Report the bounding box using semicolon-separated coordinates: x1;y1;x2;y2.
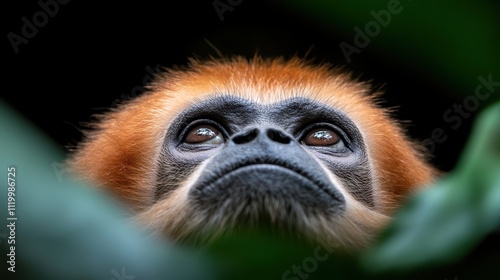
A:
68;56;437;248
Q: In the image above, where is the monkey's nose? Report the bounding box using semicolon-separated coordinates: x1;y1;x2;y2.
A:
231;127;292;145
265;128;291;144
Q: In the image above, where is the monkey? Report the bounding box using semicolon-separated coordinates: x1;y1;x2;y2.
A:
67;56;437;252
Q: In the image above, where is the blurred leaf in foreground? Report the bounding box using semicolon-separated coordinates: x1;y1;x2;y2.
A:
363;101;500;274
0;100;217;280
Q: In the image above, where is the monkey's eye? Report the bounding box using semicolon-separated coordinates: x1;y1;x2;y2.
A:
301;128;344;148
184;125;224;145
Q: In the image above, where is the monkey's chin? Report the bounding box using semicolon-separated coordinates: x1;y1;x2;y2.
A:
137;165;383;251
183;165;346;242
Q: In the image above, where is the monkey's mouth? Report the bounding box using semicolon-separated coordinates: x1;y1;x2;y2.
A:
189;160;345;220
201;163;340;200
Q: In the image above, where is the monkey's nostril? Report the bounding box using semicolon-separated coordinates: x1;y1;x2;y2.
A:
232;128;259;144
266;129;291;144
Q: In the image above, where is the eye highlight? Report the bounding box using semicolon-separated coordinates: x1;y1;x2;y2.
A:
184;125;224;145
301;128;343;147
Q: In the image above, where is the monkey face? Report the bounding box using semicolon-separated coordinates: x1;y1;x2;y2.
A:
156;96;374;246
69;57;436;251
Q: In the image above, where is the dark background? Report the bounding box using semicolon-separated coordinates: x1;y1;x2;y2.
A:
4;0;499;172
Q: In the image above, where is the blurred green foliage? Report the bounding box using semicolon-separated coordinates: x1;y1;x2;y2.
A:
0;100;217;280
2;1;499;279
1;98;499;279
363;101;500;278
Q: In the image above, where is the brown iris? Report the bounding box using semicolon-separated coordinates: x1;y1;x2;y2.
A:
184;125;224;144
302;128;341;146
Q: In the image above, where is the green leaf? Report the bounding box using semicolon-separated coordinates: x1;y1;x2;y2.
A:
363;101;500;272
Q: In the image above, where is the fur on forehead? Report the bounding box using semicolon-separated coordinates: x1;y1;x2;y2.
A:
69;55;435;213
150;56;375;110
